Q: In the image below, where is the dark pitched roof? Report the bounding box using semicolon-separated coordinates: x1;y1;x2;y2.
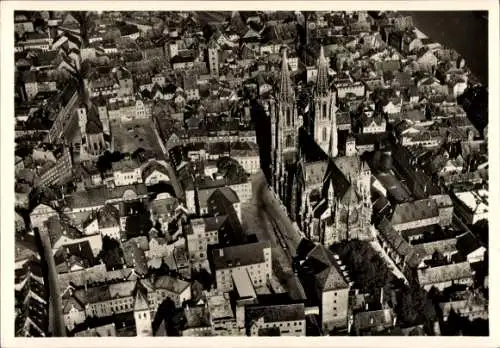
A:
15;258;44;285
65;183;148;210
323;159;352;202
56;240;97;270
376;218;424;268
154;275;190;294
212;241;270;270
390;198;439;226
44;215;83;247
184;306;211;329
15;234;39;262
456;232;484;256
246;303;305;325
300;244;349;291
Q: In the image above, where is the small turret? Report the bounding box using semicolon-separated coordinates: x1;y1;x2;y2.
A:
345;135;357;157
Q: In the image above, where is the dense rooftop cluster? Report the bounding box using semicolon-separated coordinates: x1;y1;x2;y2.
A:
14;10;488;338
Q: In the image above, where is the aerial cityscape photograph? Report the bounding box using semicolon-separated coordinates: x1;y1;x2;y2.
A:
11;9;490;338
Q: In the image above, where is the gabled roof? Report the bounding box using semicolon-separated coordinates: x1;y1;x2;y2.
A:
133;288;149;311
184;306;211;329
15;258;44;285
212;241;270;270
62;295;85;314
390;198;439;226
65;183;148;210
417;261;474;286
418;238;458;258
44;215;83;247
376;218;424;268
122;239;148;275
301;244;349;291
246;303;305;325
141;160;170;182
323;159;351;202
154;275;190;294
456;232;484;256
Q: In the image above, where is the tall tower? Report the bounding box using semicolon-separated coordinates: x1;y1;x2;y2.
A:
134;289;152;336
208;39;219;78
313;46;338;157
272;48;299;198
77;104;87;137
96;100;110;135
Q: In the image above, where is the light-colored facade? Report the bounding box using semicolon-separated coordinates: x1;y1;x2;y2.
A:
321;287;350;330
187;217;220;266
213;242;272;292
113;161;143;187
246;303;306;336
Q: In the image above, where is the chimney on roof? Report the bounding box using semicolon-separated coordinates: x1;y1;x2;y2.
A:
219;249;223;257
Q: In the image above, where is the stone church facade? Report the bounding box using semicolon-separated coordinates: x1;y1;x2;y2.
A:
267;47;373;245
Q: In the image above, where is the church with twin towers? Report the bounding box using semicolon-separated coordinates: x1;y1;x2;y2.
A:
266;46;373;245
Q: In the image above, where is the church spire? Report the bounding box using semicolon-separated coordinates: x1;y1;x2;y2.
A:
279;48;294;103
316;46;329;96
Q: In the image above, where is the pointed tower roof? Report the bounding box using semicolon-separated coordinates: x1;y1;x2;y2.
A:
279;48;294;104
316;46;329;96
133;286;149;311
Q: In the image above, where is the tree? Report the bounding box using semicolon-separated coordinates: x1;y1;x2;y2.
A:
97;151;125;173
332;240;394;293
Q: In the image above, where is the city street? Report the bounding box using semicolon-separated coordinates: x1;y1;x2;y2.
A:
241;172;306;300
252;173;304;254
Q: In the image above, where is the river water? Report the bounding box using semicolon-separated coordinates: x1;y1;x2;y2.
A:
402;11;489;85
